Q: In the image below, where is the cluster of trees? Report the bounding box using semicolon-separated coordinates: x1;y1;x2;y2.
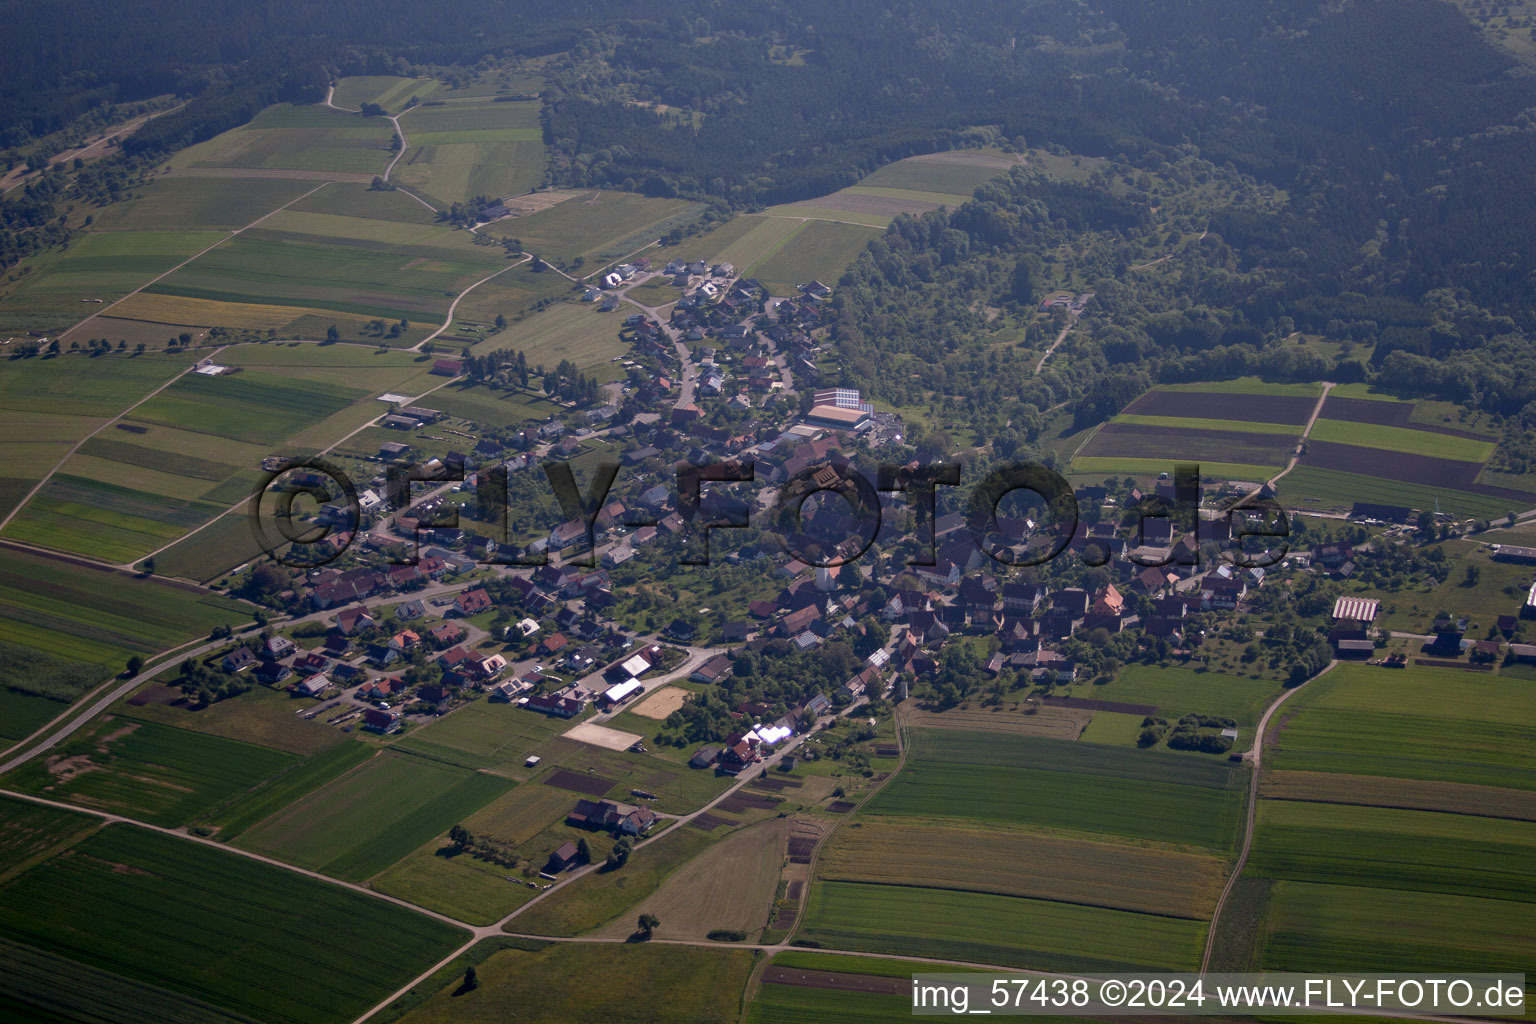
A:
542;358;604;405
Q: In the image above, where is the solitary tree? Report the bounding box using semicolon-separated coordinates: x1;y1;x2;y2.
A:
576;837;591;862
125;655;144;676
637;913;660;939
325;324;341;343
463;966;479;990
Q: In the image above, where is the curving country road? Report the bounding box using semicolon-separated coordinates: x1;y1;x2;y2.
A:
1199;659;1337;974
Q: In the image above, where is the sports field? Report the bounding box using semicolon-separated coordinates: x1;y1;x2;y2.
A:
234;750;512;880
0;825;466;1024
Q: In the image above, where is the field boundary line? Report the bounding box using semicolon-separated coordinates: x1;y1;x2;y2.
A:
411;255;530;352
1199;658;1337;974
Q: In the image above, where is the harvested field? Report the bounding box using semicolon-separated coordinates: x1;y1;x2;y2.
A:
906;704;1090;739
1262;770;1536;821
1123;390;1317;425
874;745;900;757
826;800;857;813
719;792;782;813
1321;396;1495;440
762;966;905;995
1082;423;1295;466
541;769;616;797
690;812;736;831
786;880;805;901
818;819;1225;919
561;720;642;751
1042;695;1158;715
631;685;689;719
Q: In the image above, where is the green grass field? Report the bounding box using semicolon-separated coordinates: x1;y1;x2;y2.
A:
798;881;1206;972
0;546;250;669
506;826;715;936
1260;880;1536;988
0;230;226;333
1070;457;1279;481
478;300;629;379
146;233;506;324
395;941;753;1024
0;825;466;1024
1250;799;1536;902
205;740;374;839
482;191;704;264
391;697;569;773
370;828;540;925
1269;662;1536;790
1061;666;1283;729
395;140;547;208
1160;377;1324;397
173;103;394;174
0;689;67;742
1112;413;1299;436
1308;419;1496;461
91;176;319;232
3;717;297;826
864;731;1241;850
748;220;882;294
818;817;1225;918
235;750;512;880
858;150;1022;194
1279;465;1516;519
0;795;99;886
332;76;442;112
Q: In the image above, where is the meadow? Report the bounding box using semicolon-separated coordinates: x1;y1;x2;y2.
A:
145;233;506;325
396;141;547;208
451;262;571;324
1070;457;1278;482
1307;418;1496;461
750;980;912;1024
1058;665;1284;729
332;76;442;112
818;819;1225;919
0;230;226;333
395;941;753;1024
1277;464;1515;520
506;826;714;936
1268;662;1536;790
857;149;1022;194
391;697;570;773
865;731;1242;850
1260;769;1536;821
3;717;297;826
0;935;268;1024
234;750;512;880
172;103;394;175
88;175;317;232
482;191;703;264
205;740;375;839
1260;880;1536;990
1111;413;1299;435
0;796;99;886
370;829;540;925
748;220;882;295
595;818;787;940
478;300;630;378
0;689;68;743
0;825;466;1024
1249;799;1536;903
0;546;250;670
797;881;1206;971
675;214;804;273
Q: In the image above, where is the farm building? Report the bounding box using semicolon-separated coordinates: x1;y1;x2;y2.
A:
1332;596;1379;624
431;359;464;376
546;841;581;872
566;799;659;835
1493;545;1536;565
601;680;644;706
